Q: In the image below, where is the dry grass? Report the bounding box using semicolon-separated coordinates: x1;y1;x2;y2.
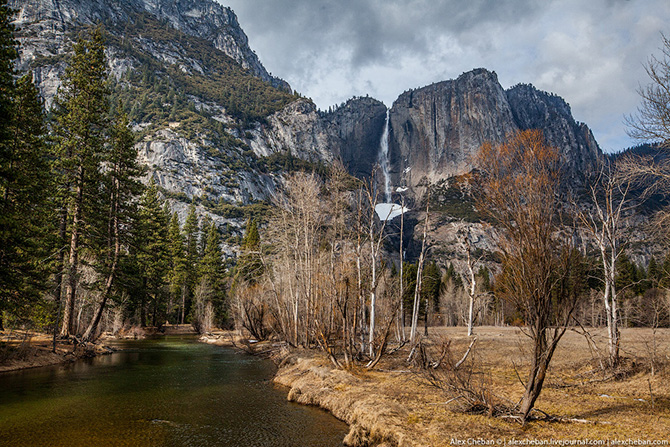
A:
274;326;670;447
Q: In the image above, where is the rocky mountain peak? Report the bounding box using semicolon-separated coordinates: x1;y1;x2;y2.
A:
506;83;601;178
384;69;603;194
390;68;518;188
10;0;289;90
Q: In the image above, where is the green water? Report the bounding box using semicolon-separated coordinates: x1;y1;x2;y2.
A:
0;337;347;446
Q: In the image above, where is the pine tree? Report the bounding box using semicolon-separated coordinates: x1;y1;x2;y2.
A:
181;203;199;323
0;74;50;329
199;221;226;326
660;252;670;289
0;0;16;163
136;180;169;327
646;256;661;289
200;222;223;292
234;219;262;285
0;0;17;330
53;27;109;337
167;212;187;324
82;109;143;340
421;261;441;334
615;253;638;296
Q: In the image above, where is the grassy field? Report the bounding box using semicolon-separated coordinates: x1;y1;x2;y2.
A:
275;326;670;446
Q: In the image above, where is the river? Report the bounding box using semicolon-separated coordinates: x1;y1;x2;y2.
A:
0;337;348;446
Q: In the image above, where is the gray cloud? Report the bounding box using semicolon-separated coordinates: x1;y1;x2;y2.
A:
220;0;670;152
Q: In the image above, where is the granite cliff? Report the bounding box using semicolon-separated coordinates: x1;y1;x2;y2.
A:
386;69;602;197
11;0;605;254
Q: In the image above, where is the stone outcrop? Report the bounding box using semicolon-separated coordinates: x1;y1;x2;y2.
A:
506;83;601;180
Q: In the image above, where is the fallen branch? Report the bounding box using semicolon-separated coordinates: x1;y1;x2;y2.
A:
454;337;477;369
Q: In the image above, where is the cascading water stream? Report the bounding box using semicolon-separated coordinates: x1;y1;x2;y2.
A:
379;109;391;202
374;108;409;221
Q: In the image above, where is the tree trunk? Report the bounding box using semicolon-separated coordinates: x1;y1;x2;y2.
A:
52;207;68;350
60;168;84;338
140;279;147;328
369;235;376;357
82;193;120;342
410;204;429;344
398;197;405;341
181;284;186;325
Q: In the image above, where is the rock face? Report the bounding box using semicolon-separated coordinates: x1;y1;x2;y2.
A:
11;0;299;222
387;69;603;194
326;97;388;178
249;97;387;178
389;69;518;189
10;0;289;94
11;0;605;236
506;84;601;180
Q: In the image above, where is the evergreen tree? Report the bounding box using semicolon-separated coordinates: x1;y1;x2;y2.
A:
199;214;212;258
421;261;441;312
167;212;187;324
0;74;50;328
82;109;143;340
234;219;262;285
421;261;441;334
181;203;199;323
0;0;16;163
199;222;226;326
53;27;109;337
0;0;17;330
615;253;639;296
647;256;661;288
136;179;169;327
200;222;223;292
660;252;670;289
402;261;417;311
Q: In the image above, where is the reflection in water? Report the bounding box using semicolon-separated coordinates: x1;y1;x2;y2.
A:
0;337;347;446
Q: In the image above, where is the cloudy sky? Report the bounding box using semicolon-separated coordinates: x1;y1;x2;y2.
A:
219;0;670;153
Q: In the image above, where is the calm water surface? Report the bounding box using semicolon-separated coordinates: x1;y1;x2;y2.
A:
0;337;347;446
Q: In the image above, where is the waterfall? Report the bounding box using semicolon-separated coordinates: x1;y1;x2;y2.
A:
375;108;409;222
379;109;391;202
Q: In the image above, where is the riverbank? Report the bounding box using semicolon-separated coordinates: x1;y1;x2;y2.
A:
0;324;199;373
272;327;670;447
0;330;111;373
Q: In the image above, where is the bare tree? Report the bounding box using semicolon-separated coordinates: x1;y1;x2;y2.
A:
626;34;670;146
364;176;393;357
623;33;670;243
192;279;214;334
458;225;483;337
397;191;407;342
265;172;325;347
409;197;430;345
578;167;630;369
477;130;579;424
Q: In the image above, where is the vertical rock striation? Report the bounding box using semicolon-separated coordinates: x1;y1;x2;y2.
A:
386;69;602;191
